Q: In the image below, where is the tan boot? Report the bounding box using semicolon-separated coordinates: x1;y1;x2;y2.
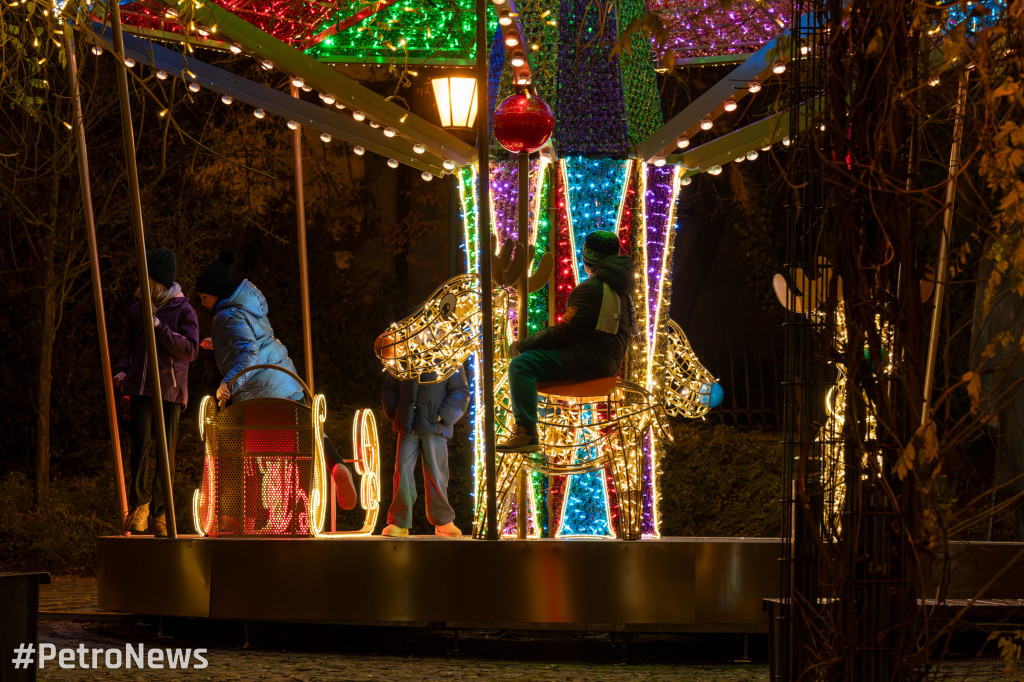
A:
435;522;462;537
151;514;167;538
381;524;409;537
124;503;149;535
496;424;540;453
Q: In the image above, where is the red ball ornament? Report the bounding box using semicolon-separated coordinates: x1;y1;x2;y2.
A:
493;92;554;153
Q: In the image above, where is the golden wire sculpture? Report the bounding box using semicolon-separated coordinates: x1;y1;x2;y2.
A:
483;365;673;540
374;273;512;384
375;266;701;540
663;319;718;419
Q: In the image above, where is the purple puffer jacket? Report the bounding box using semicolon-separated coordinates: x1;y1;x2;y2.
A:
115;294;200;407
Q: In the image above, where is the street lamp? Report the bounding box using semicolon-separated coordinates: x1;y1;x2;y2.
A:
431;76;478;129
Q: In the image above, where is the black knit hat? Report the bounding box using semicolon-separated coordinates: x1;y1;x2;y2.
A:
196;250;239;300
146;248;176;288
581;230;620;268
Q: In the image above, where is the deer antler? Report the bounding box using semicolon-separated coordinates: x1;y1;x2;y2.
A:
527;246;553;293
490;236;524;287
491;236;553;292
774;258;844;314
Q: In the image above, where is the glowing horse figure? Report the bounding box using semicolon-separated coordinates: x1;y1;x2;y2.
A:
375;242;715;539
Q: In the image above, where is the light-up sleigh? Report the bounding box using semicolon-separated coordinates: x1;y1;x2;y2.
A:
191;364;380;537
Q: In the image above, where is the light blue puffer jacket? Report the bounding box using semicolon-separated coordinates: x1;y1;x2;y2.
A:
211;280;304;403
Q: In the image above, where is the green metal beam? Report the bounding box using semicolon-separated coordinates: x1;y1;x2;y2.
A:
158;0;478;167
635;27;791;163
667;98;820;172
87;22;453;175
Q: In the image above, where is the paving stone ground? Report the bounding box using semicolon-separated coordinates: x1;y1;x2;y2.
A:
28;578;1017;681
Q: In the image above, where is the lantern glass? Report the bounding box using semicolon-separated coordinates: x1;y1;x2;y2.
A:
431;76;478;129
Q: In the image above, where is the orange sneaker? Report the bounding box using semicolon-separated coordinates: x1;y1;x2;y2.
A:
332;463;358;510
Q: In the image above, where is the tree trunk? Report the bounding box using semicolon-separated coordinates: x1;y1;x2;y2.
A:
35;248;55;508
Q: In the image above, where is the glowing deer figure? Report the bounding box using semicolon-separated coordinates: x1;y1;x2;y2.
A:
375;239;717;539
773;261;900;535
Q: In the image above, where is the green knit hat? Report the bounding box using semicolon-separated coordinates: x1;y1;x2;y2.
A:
581;230;620;267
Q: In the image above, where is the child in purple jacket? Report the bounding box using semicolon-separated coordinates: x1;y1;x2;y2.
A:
114;248;199;537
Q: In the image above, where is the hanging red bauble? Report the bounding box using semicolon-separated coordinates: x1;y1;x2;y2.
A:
493;92;554;153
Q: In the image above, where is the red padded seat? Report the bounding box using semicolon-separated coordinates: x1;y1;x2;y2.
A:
537;376;617;398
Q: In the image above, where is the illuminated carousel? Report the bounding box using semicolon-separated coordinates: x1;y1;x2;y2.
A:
87;0;1024;630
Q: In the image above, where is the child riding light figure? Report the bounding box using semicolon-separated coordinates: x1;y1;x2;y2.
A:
498;230;637;453
195;250;358;512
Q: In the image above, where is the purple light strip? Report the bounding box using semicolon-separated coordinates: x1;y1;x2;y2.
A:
643;164;676;342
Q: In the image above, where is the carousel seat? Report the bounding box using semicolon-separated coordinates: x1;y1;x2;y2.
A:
537;375;617;399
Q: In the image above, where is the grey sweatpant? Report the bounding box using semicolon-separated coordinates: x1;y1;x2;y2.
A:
386;432;455;528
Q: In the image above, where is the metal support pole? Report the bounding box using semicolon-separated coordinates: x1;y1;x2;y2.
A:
547;160;557;537
63;24;128;521
475;1;497;540
516;151;529;540
921;68;969;426
292;85;314;393
110;1;176;537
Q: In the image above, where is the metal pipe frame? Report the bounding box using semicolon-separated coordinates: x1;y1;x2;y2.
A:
291;84;315;393
85;23;451;176
921;67;970;425
475;0;497;540
109;1;177;537
63;22;128;521
516;150;529;539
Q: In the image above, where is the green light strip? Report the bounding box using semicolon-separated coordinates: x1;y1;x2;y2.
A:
304;0;495;63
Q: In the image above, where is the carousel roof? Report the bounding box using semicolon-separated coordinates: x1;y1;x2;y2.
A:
114;0;793;64
651;0;790;64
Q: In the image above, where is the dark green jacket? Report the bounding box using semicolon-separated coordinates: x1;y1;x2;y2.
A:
517;254;635;379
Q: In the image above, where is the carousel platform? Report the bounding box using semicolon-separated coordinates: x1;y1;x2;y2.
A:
96;537;1024;631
